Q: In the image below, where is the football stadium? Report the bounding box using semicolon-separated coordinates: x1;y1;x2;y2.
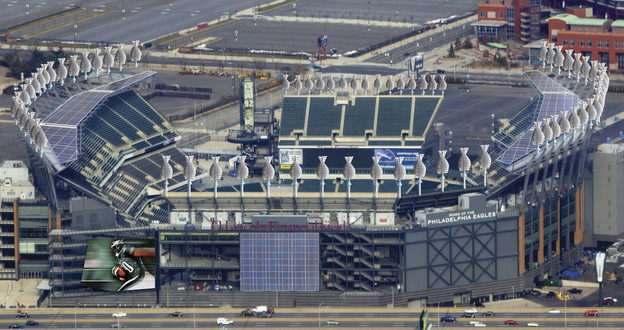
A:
9;46;608;307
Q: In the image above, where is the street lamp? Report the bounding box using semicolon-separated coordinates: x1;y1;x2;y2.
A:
75;302;78;328
193;303;196;328
318;302;324;328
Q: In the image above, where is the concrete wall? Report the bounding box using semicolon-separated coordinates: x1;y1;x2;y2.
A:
593;144;624;242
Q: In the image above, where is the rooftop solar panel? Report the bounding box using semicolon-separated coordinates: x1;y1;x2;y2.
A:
497;71;579;164
41;125;78;163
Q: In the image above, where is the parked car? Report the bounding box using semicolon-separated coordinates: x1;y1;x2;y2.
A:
482;311;495;317
584;310;599;316
527;322;539;327
112;312;126;318
441;316;457;323
547;309;561;314
603;297;617;305
168;311;183;317
504;320;518;325
616;277;623;284
16;313;29;318
545;291;556;298
474;302;485;307
567;288;582;294
529;290;541;296
25;321;38;326
326;320;340;326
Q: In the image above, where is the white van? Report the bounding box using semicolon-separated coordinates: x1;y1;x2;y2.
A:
217;318;233;325
252;306;268;313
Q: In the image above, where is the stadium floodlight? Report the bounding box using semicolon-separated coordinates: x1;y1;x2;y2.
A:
572;53;582;82
596;251;606;304
184;155;196;197
103;46;114;74
538;40;548;69
373;74;382;95
542;117;553;145
568;106;581;134
289;156;302;198
305;75;314;95
414;154;426;196
339;75;347;90
160;155;173;197
282;74;290;94
408;75;417;95
69;55;80;82
209;156;222;198
559;111;571;139
327;76;335;94
546;43;555;71
80;51;92;79
18;108;28;130
531;121;545;150
316;156;329;198
420;74;428;95
27;117;40;142
590;60;598;86
115;44;127;71
237;155;249;197
370;156;383;198
429;75;437;95
550;114;561;143
46;61;57;88
586;98;597;124
581;56;590;85
295;75;302;95
350;75;359;95
24;113;35;142
34;126;47;157
343;156;356;199
458;147;471;189
130;40;142;68
37;68;47;93
396;74;405;95
563;49;573;78
593;97;604;122
361;76;370;95
436;150;449;192
479;145;491;187
385;75;395;95
10;95;22;119
393;157;406;198
262;156;275;198
554;45;564;75
40;65;51;89
316;75;326;93
439;74;447;94
92;48;103;76
57;58;68;85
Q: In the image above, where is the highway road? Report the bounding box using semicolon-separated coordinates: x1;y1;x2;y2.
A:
2;309;624;329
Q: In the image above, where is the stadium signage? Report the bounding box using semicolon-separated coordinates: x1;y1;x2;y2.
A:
210;220;346;232
426;210;496;226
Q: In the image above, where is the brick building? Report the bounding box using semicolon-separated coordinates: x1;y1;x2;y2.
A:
548;7;624;70
474;0;549;44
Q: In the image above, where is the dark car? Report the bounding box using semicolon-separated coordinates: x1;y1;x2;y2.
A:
257;312;272;318
168;311;183;317
546;291;556;298
568;288;583;294
616;277;623;284
474;302;485;307
436;69;446;73
504;320;518;325
8;325;23;329
462;312;476;318
440;316;457;323
16;313;29;318
25;321;38;326
403;52;410;57
529;290;541;296
482;311;495;317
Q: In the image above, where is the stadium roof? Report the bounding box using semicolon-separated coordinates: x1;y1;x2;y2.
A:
279;94;442;148
497;71;578;164
41;71;156;164
547;13;579;24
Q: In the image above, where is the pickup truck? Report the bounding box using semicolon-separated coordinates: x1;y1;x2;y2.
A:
241;307;274;316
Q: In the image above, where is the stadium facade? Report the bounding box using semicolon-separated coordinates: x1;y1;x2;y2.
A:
8;50;609;307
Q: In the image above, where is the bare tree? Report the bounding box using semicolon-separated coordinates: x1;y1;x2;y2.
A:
218;60;225;71
142;51;150;68
254;59;267;71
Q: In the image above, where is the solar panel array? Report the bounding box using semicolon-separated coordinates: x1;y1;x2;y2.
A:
41;71;156;164
40;125;78;163
498;71;578;164
240;232;319;291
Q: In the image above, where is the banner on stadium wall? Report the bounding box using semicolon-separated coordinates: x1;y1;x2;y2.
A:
279;148;303;169
374;149;421;170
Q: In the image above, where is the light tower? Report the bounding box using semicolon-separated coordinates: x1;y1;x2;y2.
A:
237;156;249;198
262;156;275;198
183;155;196;197
479;145;491;187
596;252;606;306
458;147;471;189
436;150;449;192
131;40;142;68
290;156;302;198
414;154;426;196
343;156;355;199
160;155;173;197
209;156;222;198
393;157;406;198
316;156;329;198
370;156;383;198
